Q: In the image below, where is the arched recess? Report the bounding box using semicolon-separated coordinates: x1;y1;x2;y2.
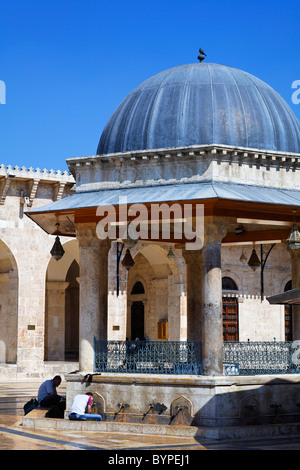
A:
45;238;79;361
0;240;18;363
222;276;238;291
127;244;186;341
127;269;149;341
65;260;79;359
131;281;145;295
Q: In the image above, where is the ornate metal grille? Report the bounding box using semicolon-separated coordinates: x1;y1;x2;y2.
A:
94;339;202;375
223;341;300;375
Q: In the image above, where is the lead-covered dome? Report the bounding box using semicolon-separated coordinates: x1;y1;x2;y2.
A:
97;63;300;155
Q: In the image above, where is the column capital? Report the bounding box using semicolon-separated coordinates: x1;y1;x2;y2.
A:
182;247;202;265
287;245;300;260
75;222;111;252
203;216;229;246
182;216;228;262
99;238;112;257
46;281;69;291
75;222;98;247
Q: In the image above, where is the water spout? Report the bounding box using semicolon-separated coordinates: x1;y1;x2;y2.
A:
114;403;130;419
142;402;167;420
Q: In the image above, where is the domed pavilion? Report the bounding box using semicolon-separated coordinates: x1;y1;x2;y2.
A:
27;54;300;429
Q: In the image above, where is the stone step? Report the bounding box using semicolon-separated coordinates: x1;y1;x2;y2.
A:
22;408;300;440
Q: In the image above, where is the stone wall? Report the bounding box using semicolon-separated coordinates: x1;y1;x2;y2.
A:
0;165;75;372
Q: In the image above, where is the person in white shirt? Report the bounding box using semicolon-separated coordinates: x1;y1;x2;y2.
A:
68;393;102;421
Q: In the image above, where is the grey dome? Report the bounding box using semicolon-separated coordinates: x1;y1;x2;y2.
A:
97;63;300;155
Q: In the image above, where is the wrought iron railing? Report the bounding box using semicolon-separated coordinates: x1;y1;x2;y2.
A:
94;339;300;376
94;339;202;375
223;341;300;375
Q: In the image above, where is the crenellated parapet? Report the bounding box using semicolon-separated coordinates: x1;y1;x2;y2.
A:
0;163;75;206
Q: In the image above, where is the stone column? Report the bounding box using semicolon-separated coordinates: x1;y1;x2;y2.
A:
99;237;111;339
289;248;300;339
45;281;69;360
183;249;202;342
201;217;228;376
76;223;111;372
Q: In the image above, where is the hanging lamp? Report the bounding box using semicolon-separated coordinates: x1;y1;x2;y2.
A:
287;223;300;250
121;248;135;271
167;247;175;260
50;223;65;261
239;249;247;264
247;246;261;271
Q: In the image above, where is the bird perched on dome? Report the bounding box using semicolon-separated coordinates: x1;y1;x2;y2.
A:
198;48;206;62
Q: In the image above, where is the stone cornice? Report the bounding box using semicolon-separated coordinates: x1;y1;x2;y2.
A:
66;144;300;193
67;144;300;169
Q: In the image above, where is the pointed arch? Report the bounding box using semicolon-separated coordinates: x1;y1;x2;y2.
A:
0;240;18;363
131;281;145;295
45;239;79;360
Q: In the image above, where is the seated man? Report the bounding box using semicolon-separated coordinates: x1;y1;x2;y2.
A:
68;393;102;421
38;376;64;407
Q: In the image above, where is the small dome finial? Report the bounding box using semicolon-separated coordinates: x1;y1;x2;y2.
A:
198;48;206;62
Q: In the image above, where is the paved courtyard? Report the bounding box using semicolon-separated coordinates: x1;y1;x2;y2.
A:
1;379;300;452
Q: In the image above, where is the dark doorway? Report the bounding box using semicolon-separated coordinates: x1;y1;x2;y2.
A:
65;260;79;360
131;301;144;340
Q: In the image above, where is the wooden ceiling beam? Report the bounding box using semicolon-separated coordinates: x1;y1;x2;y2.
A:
222;229;290;245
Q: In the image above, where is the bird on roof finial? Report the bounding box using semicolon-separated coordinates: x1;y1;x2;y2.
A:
198;48;206;62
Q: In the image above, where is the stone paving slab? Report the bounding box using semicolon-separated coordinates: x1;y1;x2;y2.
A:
22;409;300;440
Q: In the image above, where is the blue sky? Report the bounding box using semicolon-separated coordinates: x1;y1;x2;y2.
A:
0;0;299;172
